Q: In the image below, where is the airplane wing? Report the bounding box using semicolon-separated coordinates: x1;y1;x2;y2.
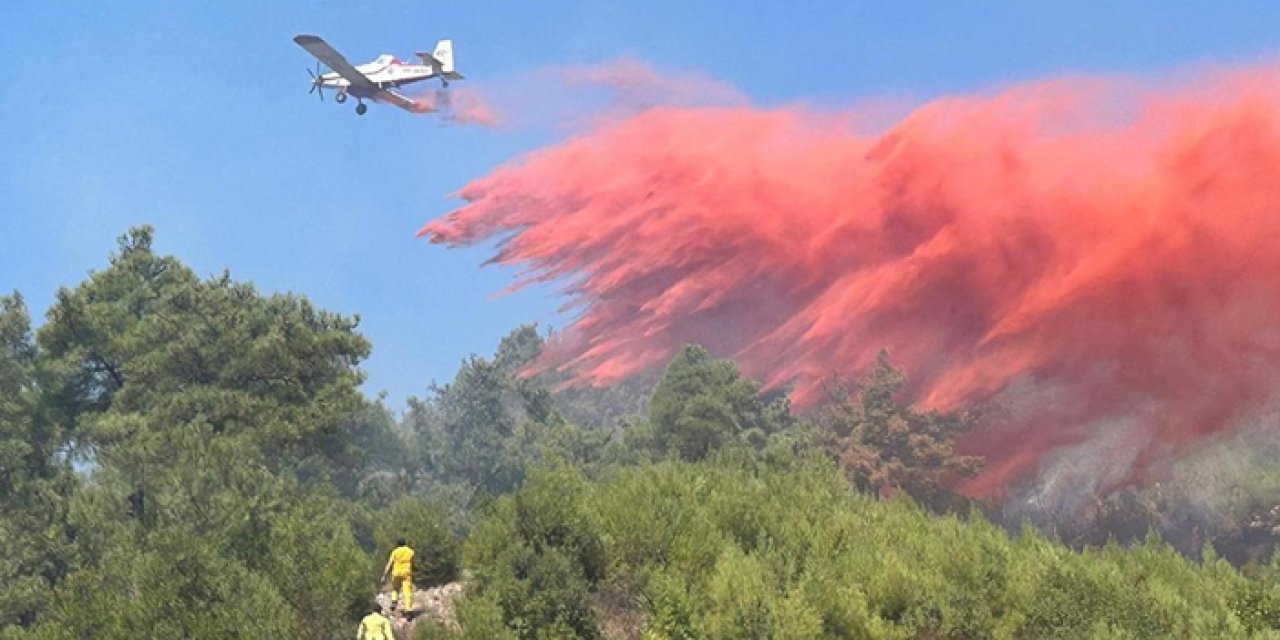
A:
293;34;377;91
376;88;428;113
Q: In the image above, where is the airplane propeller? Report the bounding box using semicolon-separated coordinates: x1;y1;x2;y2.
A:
306;62;325;101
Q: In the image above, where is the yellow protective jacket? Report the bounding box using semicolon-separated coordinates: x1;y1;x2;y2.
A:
357;612;394;640
388;545;414;577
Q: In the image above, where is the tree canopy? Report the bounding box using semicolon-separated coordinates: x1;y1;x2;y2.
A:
811;350;982;509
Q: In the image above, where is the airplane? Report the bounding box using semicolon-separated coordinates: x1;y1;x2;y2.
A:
293;34;464;115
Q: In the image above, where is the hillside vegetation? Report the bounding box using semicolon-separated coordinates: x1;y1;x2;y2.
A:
2;228;1279;639
450;460;1280;639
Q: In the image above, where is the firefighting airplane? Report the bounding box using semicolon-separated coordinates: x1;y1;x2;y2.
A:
293;34;464;115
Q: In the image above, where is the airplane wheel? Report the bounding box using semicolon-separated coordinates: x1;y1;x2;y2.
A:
356;103;368;116
442;80;449;88
335;92;348;104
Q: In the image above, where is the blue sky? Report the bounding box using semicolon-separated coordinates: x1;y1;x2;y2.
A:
3;1;1279;408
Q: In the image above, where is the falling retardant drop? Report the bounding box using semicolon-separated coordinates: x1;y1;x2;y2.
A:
420;62;1280;502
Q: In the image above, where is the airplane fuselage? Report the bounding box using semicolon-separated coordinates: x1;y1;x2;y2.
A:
318;56;439;98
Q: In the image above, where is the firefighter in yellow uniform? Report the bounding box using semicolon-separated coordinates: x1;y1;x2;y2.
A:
382;537;415;613
357;603;394;640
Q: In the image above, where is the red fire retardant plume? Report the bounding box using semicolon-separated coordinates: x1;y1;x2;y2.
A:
419;65;1280;498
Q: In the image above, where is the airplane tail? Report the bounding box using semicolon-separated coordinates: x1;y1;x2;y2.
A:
416;40;461;81
432;39;454;73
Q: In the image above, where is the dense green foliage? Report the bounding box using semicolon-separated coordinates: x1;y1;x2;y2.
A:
455;459;1280;639
647;345;796;462
0;230;450;639
4;227;1280;639
0;293;77;628
462;464;607;638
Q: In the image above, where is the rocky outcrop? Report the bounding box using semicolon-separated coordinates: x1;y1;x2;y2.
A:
376;581;464;639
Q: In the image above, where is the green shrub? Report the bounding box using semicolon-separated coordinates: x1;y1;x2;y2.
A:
416;594;517;640
24;531;295;639
373;496;462;587
456;458;1280;639
462;464;604;639
1230;580;1280;634
262;495;371;638
639;570;701;640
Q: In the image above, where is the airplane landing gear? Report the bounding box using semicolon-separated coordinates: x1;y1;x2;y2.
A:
335;92;348;104
355;102;368;116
